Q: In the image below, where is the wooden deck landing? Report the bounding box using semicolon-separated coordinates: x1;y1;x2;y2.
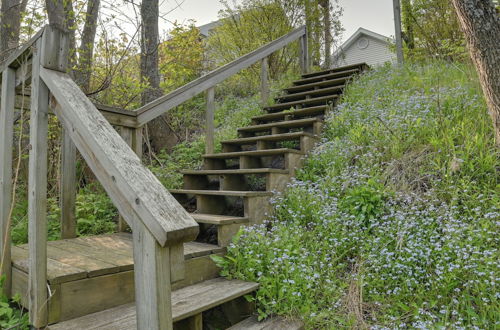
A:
11;233;224;324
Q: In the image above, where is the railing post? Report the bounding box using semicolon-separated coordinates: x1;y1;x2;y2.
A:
205;87;215;154
260;57;270;106
28;36;50;328
132;222;173;330
300;29;310;74
28;25;69;328
61;129;77;239
0;67;16;298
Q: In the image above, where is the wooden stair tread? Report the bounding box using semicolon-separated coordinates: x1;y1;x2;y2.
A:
171;189;273;197
276;85;345;102
223;132;315;145
203;148;303;159
238;118;319;133
228;316;304;330
191;213;249;225
49;278;259;329
182;168;289;175
11;233;222;284
264;95;338;112
301;62;367;78
252;106;328;122
293;68;360;85
284;76;348;93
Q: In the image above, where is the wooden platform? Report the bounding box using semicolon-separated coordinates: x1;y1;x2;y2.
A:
11;233;224;324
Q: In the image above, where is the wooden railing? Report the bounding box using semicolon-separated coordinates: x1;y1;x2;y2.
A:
0;24;311;329
0;26;198;329
136;25;310;153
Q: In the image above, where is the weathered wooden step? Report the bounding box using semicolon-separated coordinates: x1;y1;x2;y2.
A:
192;213;249;225
264;95;337;112
50;278;259;329
301;62;368;79
182;168;289;175
238;118;320;135
284;76;349;94
276;85;345;102
293;68;360;86
223;132;315;146
229;315;304;330
203;148;303;160
252;106;328;123
11;233;224;324
170;189;272;197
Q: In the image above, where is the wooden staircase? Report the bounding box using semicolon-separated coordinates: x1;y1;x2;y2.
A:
10;62;366;329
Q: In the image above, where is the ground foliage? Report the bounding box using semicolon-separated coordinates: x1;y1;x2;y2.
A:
215;62;499;329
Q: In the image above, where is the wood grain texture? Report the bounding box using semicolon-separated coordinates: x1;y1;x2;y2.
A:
60;129;77;239
0;67;16;297
40;67;198;247
28;37;50;328
260;57;269;106
49;278;258;330
205;87;215;154
228;316;304;330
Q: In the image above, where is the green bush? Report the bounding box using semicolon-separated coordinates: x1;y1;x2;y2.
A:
216;61;500;328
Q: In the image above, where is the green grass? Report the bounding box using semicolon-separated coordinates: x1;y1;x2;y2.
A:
215;62;499;328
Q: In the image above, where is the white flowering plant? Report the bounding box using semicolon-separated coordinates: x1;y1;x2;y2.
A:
214;62;499;329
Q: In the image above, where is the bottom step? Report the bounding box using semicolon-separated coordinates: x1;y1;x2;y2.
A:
228;315;304;330
50;277;258;329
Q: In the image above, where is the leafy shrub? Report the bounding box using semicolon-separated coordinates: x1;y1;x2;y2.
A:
216;61;500;328
0;277;28;329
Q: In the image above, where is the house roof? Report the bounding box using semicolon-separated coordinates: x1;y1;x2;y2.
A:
197;20;222;38
333;27;393;57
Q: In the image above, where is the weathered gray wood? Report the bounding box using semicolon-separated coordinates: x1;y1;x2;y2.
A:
136;26;307;125
132;222;172;330
300;31;310;74
228;316;304;330
260;57;269;106
117;126;133;232
393;0;404;65
205;87;215;154
49;278;259;330
28;38;49;328
61;129;77;239
40;68;199;247
132;127;143;158
0;67;16;297
0;27;44;72
40;25;69;72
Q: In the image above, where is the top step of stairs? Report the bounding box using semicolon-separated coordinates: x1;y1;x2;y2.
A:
50;278;259;329
229;315;304;330
300;63;368;79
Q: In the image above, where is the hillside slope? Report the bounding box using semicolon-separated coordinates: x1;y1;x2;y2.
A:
216;62;499;329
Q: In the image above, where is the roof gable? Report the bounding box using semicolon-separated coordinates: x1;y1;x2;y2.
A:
334;27;393;57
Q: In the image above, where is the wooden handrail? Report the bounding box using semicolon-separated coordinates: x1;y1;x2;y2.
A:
136;25;308;126
41;67;198;247
0;27;44;73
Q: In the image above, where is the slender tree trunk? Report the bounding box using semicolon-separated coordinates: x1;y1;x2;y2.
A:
320;0;332;68
141;0;175;152
0;0;28;61
451;0;500;145
75;0;100;93
393;0;404;65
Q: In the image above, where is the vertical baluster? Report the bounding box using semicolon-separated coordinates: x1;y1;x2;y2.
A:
205;87;215;154
260;57;270;106
300;29;310;74
117;126;133;232
0;67;16;297
28;37;50;328
60;129;76;238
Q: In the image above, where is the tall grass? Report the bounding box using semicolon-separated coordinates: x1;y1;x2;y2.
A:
216;62;499;328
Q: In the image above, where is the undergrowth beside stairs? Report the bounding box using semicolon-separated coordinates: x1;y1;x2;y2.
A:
214;62;499;329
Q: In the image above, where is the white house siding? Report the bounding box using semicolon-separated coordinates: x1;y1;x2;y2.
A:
335;35;395;67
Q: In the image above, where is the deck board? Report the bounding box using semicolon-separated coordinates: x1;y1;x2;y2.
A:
11;233;222;284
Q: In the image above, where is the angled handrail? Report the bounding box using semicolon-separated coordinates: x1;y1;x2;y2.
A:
136;25;309;126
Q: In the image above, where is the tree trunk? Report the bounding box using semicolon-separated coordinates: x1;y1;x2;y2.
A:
451;0;500;145
0;0;28;61
141;0;175;152
320;0;332;68
75;0;100;93
401;0;415;49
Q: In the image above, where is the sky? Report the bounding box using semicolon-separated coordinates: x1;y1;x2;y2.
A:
159;0;396;43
